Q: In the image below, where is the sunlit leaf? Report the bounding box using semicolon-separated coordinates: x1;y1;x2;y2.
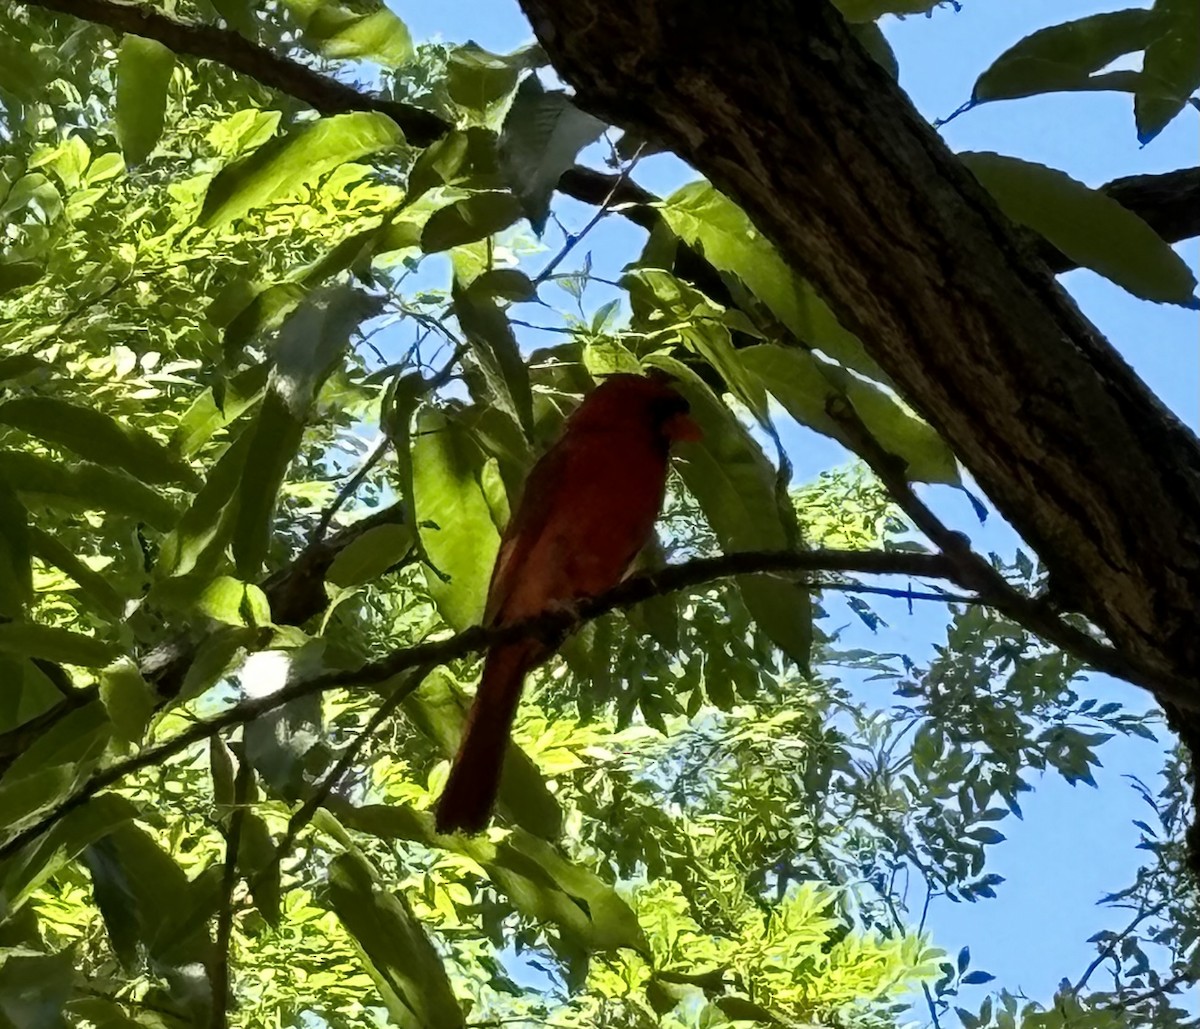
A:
200;112;403;228
961;151;1197;305
325;850;466;1028
0;396;197;486
411;408;501;630
660;182;886;380
115;36;175;165
285;0;413;68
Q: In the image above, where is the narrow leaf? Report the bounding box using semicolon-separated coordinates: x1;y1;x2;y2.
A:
411;408;501;630
326;850;466;1029
973;10;1161;102
0;396;196;486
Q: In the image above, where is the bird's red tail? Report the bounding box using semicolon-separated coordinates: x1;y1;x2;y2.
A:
435;643;534;834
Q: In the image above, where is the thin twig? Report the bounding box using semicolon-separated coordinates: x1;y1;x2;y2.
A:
312;434;392;543
824;397;1194;710
210;757;252;1029
1;543;1192;862
532;147;644;287
247;665;432;899
1073;899;1169;993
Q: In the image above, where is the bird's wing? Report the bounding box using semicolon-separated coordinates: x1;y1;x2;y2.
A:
483;434;578;626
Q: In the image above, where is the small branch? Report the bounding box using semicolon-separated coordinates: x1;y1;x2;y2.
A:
210;757;252;1029
248;665;431;898
533;148;644;286
824;397;1195;710
312;433;392;543
1073;899;1169;994
4;543;1185;862
28;0;447;145
0;546;955;861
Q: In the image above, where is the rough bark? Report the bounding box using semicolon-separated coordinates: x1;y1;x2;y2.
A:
519;0;1200;703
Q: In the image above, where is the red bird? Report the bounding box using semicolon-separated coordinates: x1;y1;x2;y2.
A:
435;373;701;833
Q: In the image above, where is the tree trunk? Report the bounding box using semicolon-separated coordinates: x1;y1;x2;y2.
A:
518;0;1200;700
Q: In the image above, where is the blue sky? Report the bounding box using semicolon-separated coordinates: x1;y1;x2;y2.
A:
387;0;1198;1012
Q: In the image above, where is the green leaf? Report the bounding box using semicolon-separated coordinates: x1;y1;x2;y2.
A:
99;658;155;743
171;362;269;457
0;952;72;1029
239;809;281;926
0;622;119;667
4;701;111;784
84;823;212;969
156;428;252;578
1136;0;1200;142
224;427;293;573
849;22;899;80
115;36;175;165
233;287;381;577
659;182;886;381
0;260;44;296
739;345;959;483
472;268;538;302
244;693;324;800
973;9;1161;102
0;396;197;486
178;625;255;702
0;451;178;529
0;355;52;383
325;850;466;1029
326;522;415;587
29;526;124;619
0;478;31;617
0;765;73;831
200;112;403;228
498;75;606;235
403;669;562;839
284;0;413;67
420;191;524;253
446;42;534;111
715;996;784;1025
648;357;812;667
411;408;501;630
623;269;768;422
452;281;534;436
333;802;646;954
960;151;1197;305
0;796;137;913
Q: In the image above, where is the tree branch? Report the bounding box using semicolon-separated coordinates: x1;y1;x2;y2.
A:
3;544;1190;863
823;397;1195;709
29;0;447;145
209;758;251;1029
22;0;1196;269
0;501;408;771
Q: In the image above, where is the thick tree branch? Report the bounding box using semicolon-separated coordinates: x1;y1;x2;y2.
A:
1;545;1188;864
21;0;1197;267
28;0;447;145
516;0;1200;708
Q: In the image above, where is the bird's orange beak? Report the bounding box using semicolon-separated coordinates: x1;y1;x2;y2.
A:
664;411;702;443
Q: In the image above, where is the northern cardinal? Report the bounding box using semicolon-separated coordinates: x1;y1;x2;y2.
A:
435;373;701;833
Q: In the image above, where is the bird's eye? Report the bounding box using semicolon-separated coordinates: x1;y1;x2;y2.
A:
650;394;690;423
